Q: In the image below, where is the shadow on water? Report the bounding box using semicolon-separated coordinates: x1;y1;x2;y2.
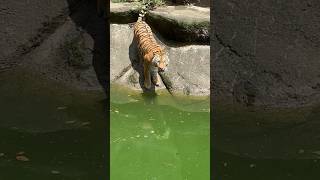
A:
0;68;108;179
0;128;106;180
212;104;320;180
65;1;109;179
0;0;109;179
212;148;320;180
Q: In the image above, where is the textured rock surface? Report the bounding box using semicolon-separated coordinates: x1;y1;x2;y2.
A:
1;0;107;92
21;18;102;91
0;0;82;71
110;2;210;44
147;5;209;44
212;103;320;159
168;0;210;7
213;0;320;107
111;24;210;96
109;2;140;23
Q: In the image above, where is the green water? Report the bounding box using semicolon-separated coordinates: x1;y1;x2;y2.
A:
0;69;107;179
110;85;210;180
2;68;319;180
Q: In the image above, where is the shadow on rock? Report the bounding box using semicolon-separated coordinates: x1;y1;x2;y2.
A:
67;0;108;94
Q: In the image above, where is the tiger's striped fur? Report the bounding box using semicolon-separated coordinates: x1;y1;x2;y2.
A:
133;18;169;89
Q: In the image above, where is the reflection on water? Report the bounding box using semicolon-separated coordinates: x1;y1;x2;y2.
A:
0;69;107;179
110;85;210;180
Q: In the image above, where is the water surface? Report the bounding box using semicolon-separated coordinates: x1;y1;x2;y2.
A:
0;69;107;179
110;85;210;180
213;104;320;180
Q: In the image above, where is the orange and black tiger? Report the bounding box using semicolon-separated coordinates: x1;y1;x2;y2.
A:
133;17;169;89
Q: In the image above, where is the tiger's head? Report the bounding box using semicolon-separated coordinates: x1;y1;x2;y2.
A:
152;49;169;72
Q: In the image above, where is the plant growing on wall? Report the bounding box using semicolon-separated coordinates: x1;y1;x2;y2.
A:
111;0;166;10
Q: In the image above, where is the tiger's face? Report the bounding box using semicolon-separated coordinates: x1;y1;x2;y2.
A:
152;52;169;72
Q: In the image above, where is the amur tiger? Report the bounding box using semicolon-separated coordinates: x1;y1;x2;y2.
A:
133;16;169;89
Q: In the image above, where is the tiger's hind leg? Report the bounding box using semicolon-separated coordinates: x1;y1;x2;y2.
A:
143;61;152;89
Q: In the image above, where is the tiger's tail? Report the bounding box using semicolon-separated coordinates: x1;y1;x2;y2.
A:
138;2;149;22
138;11;146;22
129;10;145;28
129;13;144;28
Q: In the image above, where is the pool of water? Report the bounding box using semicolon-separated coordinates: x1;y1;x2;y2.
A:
213;149;320;180
110;84;210;180
213;104;320;180
2;68;319;180
0;69;107;179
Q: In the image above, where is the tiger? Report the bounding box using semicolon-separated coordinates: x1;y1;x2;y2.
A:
133;17;169;89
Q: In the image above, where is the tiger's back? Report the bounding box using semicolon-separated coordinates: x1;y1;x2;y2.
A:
133;19;162;61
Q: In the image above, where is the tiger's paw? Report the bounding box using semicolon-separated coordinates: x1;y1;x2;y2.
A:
154;74;161;87
144;81;151;89
154;80;160;87
151;74;160;87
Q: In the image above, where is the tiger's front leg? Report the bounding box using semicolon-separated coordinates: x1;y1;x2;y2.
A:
143;61;152;89
151;69;160;87
156;73;161;86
